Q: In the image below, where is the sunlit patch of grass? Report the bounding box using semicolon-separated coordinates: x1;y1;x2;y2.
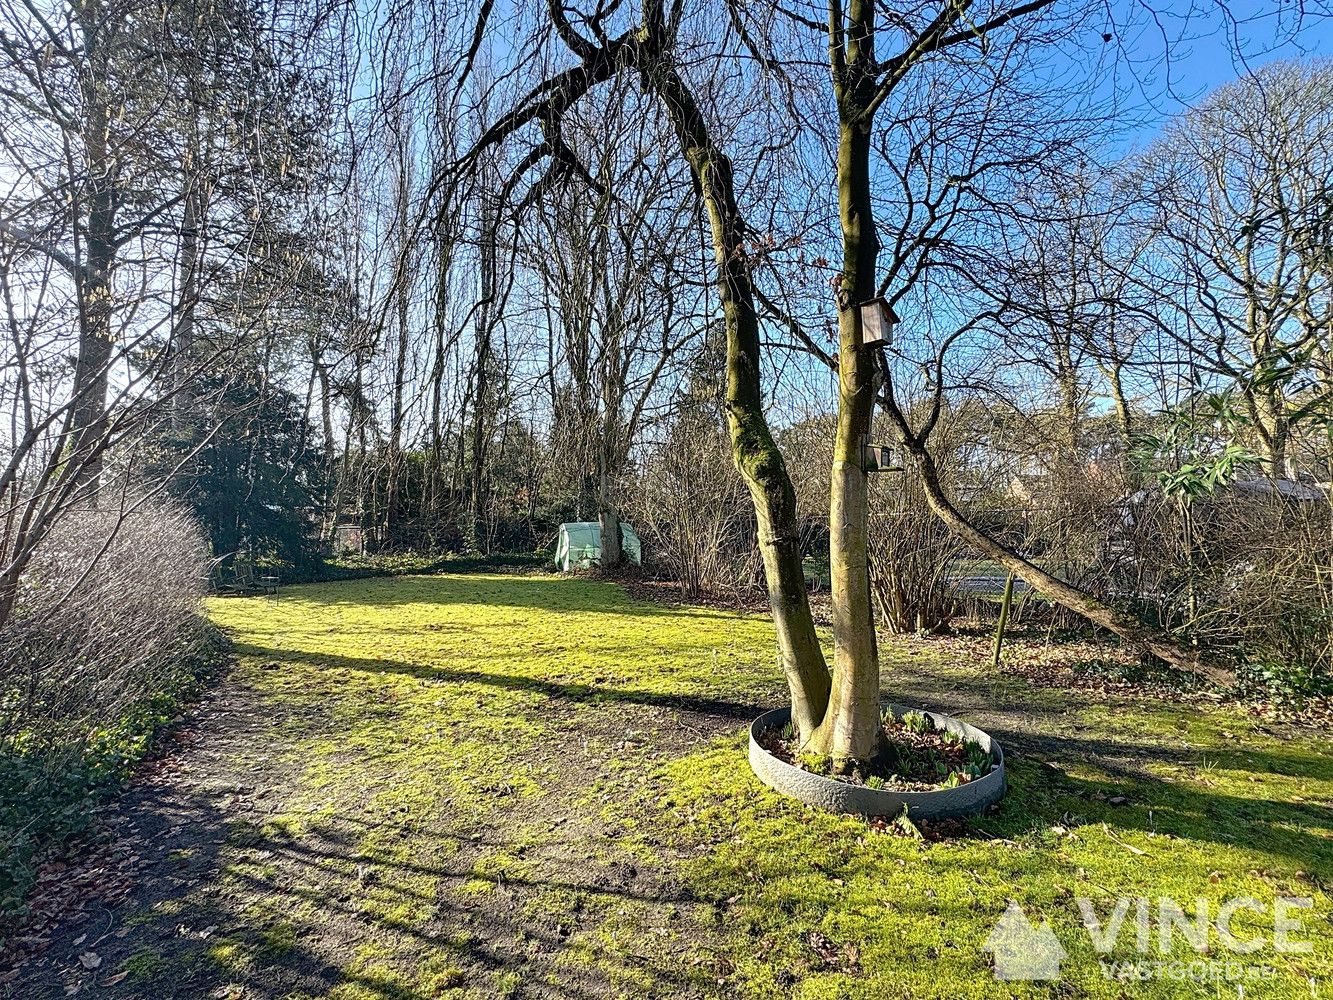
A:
198;574;784;997
205;938;245;973
635;702;1333;998
193;573;1333;999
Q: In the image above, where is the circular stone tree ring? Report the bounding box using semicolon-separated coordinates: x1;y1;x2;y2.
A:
748;704;1007;820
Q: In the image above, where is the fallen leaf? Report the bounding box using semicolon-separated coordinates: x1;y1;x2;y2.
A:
1102;823;1147;856
78;951;102;970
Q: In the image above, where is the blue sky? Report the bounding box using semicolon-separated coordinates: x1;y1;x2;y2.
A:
1099;0;1333;150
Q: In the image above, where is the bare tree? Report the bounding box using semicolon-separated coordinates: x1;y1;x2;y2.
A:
524;85;701;567
1136;59;1333;480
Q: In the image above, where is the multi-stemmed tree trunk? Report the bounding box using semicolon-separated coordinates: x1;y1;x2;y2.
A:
523;103;698;574
461;0;1239;763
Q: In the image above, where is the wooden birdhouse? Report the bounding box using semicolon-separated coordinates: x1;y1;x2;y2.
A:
863;443;903;473
858;297;898;347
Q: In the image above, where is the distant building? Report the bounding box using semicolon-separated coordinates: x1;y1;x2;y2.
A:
1228;476;1325;502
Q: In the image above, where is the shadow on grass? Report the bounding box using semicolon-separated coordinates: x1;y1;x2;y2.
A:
7;766;714;1000
232;642;772;724
232;639;1333;880
272;573;746;623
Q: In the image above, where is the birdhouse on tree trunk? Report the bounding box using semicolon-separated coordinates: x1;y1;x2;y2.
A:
858;297;898;347
862;442;902;473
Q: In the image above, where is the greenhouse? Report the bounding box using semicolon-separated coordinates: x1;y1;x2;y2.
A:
553;521;642;571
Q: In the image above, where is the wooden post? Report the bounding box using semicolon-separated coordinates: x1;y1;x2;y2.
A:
991;572;1016;671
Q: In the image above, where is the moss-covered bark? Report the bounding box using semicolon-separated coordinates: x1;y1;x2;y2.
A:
644;52;831;736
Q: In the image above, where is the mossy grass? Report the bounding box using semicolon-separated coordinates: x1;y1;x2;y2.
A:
81;572;1331;1000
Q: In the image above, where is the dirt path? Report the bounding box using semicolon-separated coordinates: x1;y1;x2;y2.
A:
5;575;777;1000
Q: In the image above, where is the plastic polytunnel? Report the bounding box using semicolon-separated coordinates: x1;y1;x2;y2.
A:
553;522;642;571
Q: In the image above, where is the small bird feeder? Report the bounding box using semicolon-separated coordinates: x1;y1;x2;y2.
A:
862;442;903;473
858;296;898;348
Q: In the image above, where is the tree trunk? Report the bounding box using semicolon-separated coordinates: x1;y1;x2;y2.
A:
648;57;831;737
808;116;880;762
68;0;116;494
386;138;412;547
1103;360;1132;450
313;353;337;542
469;192;497;553
427;257;450;543
599;508;622;567
387;273;410;546
172;168;200;438
1056;366;1081;464
1259;396;1294;480
597;434;622;567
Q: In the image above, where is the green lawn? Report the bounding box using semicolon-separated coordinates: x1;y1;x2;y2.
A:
53;573;1332;999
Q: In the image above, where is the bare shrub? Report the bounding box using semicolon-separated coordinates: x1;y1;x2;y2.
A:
630;413;758;596
0;498;212;907
867;474;968;635
864;409;979;635
780;415;835;562
1116;485;1332;691
0;500;212;754
1007;460;1139;630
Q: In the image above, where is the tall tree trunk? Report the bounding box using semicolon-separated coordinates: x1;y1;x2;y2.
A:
387;272;410;545
809;115;880;761
1056;366;1081;463
68;0;116;494
427;259;450;542
386;142;412;546
468;192;497;553
1260;395;1294;480
312;351;337;542
648;56;831;737
597;420;622;567
468;353;490;552
172;166;200;437
598;497;622;567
